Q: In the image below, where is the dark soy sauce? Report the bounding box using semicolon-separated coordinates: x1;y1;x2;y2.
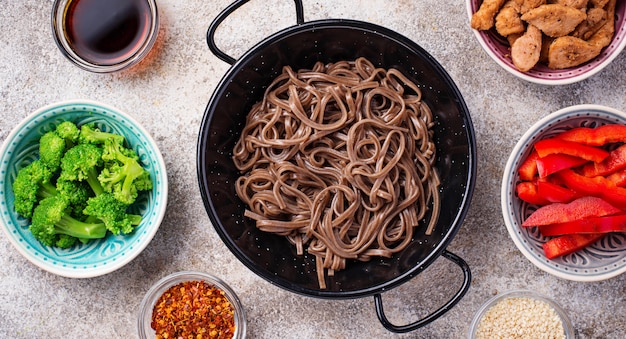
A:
65;0;152;65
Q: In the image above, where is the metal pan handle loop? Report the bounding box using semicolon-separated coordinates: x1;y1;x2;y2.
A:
373;250;471;333
206;0;305;65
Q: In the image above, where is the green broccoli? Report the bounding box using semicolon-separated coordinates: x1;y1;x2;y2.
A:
12;160;57;218
79;124;124;145
99;138;152;205
56;177;94;219
83;193;142;235
29;195;106;248
12;120;151;249
55;121;80;146
59;143;105;196
39;131;66;172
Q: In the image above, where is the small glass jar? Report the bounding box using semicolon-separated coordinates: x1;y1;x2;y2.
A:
468;289;575;339
51;0;159;73
138;271;246;339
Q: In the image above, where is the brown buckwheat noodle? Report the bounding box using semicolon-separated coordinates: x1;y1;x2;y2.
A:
233;57;440;289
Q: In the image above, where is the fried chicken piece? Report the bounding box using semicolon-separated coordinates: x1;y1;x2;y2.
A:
547;0;615;69
507;32;524;46
552;0;589;10
587;0;616;47
571;7;607;40
539;35;555;64
495;0;526;36
471;0;506;30
590;0;609;8
521;4;587;37
511;24;543;71
547;36;599;68
520;0;546;13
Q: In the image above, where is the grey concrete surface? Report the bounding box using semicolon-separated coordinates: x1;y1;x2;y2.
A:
1;0;625;338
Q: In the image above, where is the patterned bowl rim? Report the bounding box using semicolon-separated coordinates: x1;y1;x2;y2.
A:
0;99;168;278
465;0;626;85
501;104;626;281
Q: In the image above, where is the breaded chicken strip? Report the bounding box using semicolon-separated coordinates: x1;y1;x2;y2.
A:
512;24;543;71
521;4;587;37
495;0;526;36
547;0;615;68
471;0;506;30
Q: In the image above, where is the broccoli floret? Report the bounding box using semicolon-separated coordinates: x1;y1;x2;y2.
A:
83;193;142;235
12;160;57;218
56;177;94;219
39;131;66;172
79;124;125;145
29;195;106;248
98;138;152;205
55;121;80;146
59;143;105;196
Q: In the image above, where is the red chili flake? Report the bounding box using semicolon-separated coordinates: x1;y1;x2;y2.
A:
151;280;236;339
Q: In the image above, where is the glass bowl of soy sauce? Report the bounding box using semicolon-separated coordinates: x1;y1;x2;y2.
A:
52;0;159;73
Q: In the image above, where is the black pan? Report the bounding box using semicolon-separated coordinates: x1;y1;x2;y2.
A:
197;0;476;333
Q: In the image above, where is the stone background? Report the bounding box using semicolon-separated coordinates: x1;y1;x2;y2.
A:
0;0;624;338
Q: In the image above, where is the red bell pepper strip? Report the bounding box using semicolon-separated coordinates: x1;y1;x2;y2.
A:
533;138;609;163
516;181;550;205
555;124;626;146
606;169;626;187
580;144;626;177
522;196;620;227
536;153;587;178
542;233;606;259
539;214;626;236
518;149;540;181
536;180;579;204
556;169;626;208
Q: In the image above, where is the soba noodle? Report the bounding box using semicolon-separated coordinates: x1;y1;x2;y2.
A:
233;57;440;289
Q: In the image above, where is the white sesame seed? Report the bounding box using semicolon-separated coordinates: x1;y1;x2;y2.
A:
475;297;566;339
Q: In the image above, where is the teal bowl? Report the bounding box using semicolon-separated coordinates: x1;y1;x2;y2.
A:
0;100;168;278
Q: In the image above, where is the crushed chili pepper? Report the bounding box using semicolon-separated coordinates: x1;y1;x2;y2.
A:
151;280;236;339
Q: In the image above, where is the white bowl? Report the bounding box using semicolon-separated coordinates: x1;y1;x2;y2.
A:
466;0;626;85
0;100;168;278
501;104;626;281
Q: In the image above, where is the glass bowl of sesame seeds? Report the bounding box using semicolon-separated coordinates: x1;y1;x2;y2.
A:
137;271;246;339
468;290;575;339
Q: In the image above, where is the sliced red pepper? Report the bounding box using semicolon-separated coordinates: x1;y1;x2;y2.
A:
522;195;620;227
536;153;587;178
539;214;626;236
606;169;626;187
556;124;626;146
580;144;626;177
518;149;540;181
516;181;550;205
542;233;606;259
534;138;609;163
536;180;579;204
556;169;626;208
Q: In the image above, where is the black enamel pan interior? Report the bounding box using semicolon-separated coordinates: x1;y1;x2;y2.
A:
197;0;477;332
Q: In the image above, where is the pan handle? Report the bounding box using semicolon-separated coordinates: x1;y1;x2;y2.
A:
207;0;305;65
373;250;471;333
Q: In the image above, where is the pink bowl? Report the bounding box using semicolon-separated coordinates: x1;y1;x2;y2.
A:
466;0;626;85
